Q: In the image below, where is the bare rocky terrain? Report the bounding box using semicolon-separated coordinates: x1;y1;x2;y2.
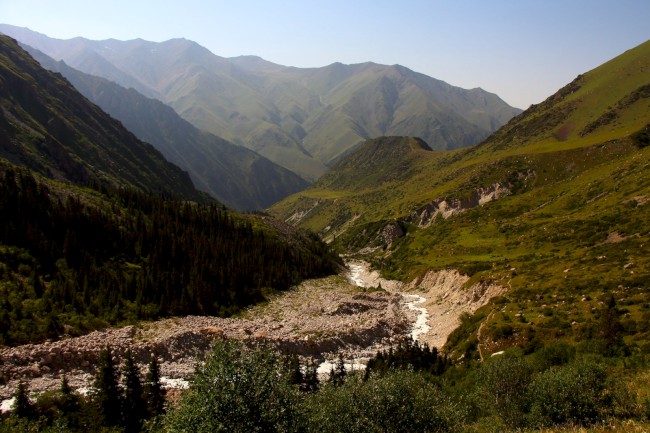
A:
0;262;505;405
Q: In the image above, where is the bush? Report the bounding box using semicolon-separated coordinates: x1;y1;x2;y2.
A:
477;356;532;428
527;361;610;427
163;339;302;433
531;340;576;371
305;370;458;433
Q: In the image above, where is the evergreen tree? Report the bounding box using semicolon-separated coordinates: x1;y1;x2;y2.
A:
92;346;122;428
12;381;34;419
59;375;81;428
122;350;147;432
597;295;627;356
287;353;303;386
329;354;347;386
301;358;319;393
144;354;166;417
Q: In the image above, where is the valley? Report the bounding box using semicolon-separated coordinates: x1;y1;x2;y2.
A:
0;260;497;403
0;14;648;432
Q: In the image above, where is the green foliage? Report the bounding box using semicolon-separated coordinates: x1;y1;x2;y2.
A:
304;370;458;433
164;340;303;433
122;351;147;433
0;165;340;345
11;382;35;420
143;356;165;418
365;338;449;378
527;361;610;427
92;347;123;428
477;356;533;428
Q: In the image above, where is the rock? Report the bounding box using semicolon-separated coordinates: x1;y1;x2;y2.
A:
624;263;636;269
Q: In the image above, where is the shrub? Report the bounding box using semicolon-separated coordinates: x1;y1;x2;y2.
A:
163;339;302;433
305;370;458;433
527;361;610;427
477;356;532;428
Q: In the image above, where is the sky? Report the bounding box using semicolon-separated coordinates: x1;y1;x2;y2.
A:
1;0;649;109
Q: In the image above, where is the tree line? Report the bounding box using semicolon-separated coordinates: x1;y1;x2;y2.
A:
4;338;638;432
0;165;340;345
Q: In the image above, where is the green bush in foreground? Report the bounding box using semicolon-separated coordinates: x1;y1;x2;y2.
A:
305;370;458;433
163;339;302;433
527;361;610;427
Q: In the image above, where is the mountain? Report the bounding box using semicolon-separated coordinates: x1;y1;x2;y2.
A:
0;24;522;181
24;46;308;211
0;35;205;202
271;39;650;356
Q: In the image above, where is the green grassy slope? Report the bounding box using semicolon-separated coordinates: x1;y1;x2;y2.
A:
0;35;206;202
270;39;650;356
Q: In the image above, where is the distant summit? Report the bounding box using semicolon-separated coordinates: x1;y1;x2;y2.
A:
0;24;522;182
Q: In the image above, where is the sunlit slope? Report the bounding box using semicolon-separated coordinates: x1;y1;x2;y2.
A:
270;40;650;354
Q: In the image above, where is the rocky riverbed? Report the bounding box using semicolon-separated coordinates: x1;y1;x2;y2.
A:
0;261;505;406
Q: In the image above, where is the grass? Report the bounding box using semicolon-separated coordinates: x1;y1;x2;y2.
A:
268;39;650;357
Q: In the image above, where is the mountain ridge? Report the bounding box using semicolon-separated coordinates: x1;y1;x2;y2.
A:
23;45;309;210
0;24;522;181
0;35;206;202
270;38;650;356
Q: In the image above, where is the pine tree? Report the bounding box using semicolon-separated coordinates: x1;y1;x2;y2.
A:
122;350;147;432
59;375;81;428
143;354;166;417
301;358;319;393
287;353;303;386
92;346;122;428
12;381;34;419
329;353;347;386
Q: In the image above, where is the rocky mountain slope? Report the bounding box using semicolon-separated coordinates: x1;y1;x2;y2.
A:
0;24;522;181
0;35;205;202
23;46;308;210
271;39;650;357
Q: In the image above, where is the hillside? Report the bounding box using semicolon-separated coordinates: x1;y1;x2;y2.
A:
0;24;522;181
24;47;308;210
0;35;206;202
270;39;650;357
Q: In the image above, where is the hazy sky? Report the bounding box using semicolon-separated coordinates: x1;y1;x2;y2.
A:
1;0;648;108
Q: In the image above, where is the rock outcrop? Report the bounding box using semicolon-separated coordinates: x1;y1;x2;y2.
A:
410;182;512;228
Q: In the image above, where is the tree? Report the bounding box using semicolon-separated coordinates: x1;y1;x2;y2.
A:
12;381;35;419
122;350;147;432
329;353;346;386
305;370;455;433
144;354;166;418
92;346;122;428
165;339;302;432
58;375;81;428
597;295;626;356
287;353;303;386
301;359;319;393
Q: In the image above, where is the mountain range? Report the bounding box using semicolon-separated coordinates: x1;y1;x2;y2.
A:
22;46;308;210
0;24;522;182
271;39;650;356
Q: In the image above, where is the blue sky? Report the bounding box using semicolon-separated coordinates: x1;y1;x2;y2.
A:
1;0;648;108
